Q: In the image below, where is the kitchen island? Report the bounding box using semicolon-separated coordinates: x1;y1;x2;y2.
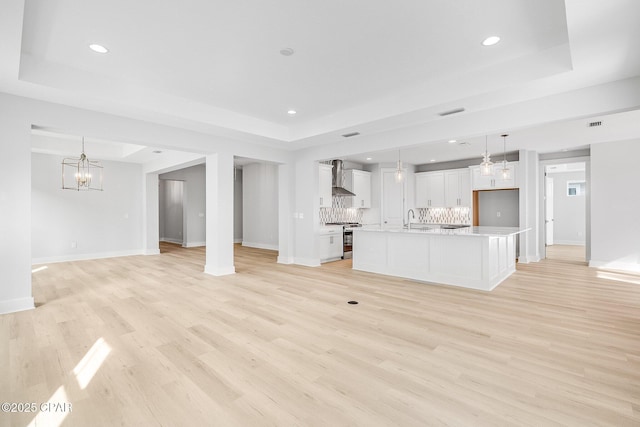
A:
352;226;529;291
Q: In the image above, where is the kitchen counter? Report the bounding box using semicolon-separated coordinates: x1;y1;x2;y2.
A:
352;226;529;291
358;225;528;237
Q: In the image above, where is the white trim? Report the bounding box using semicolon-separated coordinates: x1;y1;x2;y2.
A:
32;249;145;265
277;256;295;264
241;241;278;251
518;255;541;263
0;297;35;315
204;265;236;276
589;260;640;274
233;238;243;244
184;241;206;248
294;257;321;267
160;237;183;244
552;240;586;246
144;249;161;255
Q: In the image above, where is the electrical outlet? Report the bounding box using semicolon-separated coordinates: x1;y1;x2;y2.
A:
496;211;501;217
198;213;204;217
70;241;77;249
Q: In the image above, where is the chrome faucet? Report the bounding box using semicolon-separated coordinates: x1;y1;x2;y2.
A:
407;209;415;230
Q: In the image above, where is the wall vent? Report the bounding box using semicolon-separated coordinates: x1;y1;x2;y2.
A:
342;132;360;138
439;107;465;117
588;121;602;127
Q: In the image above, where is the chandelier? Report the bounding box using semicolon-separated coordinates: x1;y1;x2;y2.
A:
479;135;494;176
62;138;103;191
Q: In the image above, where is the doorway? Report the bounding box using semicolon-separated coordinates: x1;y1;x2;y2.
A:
159;179;186;247
381;168;407;226
543;162;587;262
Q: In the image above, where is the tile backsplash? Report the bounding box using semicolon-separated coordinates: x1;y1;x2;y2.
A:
320;202;469;225
319;197;363;224
417;207;471;224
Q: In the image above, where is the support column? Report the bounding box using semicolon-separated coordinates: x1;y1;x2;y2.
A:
0;100;34;314
293;158;320;266
205;153;235;276
277;163;294;264
143;173;160;255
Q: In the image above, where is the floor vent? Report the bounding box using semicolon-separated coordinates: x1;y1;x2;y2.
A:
342;132;360;138
439;107;465;116
589;121;602;127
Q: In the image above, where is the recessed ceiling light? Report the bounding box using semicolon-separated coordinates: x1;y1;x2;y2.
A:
430;159;436;162
482;36;500;46
89;44;109;53
287;110;297;115
366;157;372;161
448;139;457;144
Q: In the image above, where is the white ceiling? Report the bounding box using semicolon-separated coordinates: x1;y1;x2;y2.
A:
2;0;640;162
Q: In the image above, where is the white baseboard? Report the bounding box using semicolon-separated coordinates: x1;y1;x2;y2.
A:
234;238;243;244
242;241;278;251
204;265;236;276
293;257;321;267
277;256;294;264
518;255;541;264
144;249;161;255
553;240;586;246
589;260;640;274
184;241;206;248
160;238;183;245
32;249;145;265
0;296;35;315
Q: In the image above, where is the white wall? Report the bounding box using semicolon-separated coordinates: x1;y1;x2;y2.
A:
160;164;206;247
590;139;640;272
551;170;586;245
31;152;144;263
242;163;279;250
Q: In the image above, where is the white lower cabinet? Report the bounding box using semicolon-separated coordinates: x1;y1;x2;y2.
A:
319;226;343;262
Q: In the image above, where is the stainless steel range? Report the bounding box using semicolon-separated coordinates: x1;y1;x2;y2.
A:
326;222;362;259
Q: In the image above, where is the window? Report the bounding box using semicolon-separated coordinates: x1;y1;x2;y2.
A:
567;180;586;196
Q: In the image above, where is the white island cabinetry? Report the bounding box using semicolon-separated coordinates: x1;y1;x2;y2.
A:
353;226;528;291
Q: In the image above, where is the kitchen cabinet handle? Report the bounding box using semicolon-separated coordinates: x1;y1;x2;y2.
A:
320;197;323;205
330;236;334;244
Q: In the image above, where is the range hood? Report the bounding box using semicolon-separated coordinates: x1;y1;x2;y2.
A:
331;160;356;197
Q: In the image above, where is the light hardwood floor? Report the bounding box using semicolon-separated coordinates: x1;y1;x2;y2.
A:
2;242;640;426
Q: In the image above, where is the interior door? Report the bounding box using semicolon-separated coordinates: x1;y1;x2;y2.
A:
545;176;554;246
382;170;405;226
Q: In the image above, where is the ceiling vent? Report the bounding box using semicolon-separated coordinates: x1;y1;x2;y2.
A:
342;132;360;138
588;121;602;127
439;107;465;117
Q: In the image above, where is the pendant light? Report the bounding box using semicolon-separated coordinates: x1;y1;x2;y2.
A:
395;150;404;183
499;134;511;180
479;135;494;176
61;137;104;191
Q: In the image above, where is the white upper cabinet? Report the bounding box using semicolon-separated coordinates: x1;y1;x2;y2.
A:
344;169;372;208
415;171;445;208
319;163;333;208
471;161;519;190
444;169;471;207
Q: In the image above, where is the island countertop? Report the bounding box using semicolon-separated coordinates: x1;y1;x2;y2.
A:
355;225;529;237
